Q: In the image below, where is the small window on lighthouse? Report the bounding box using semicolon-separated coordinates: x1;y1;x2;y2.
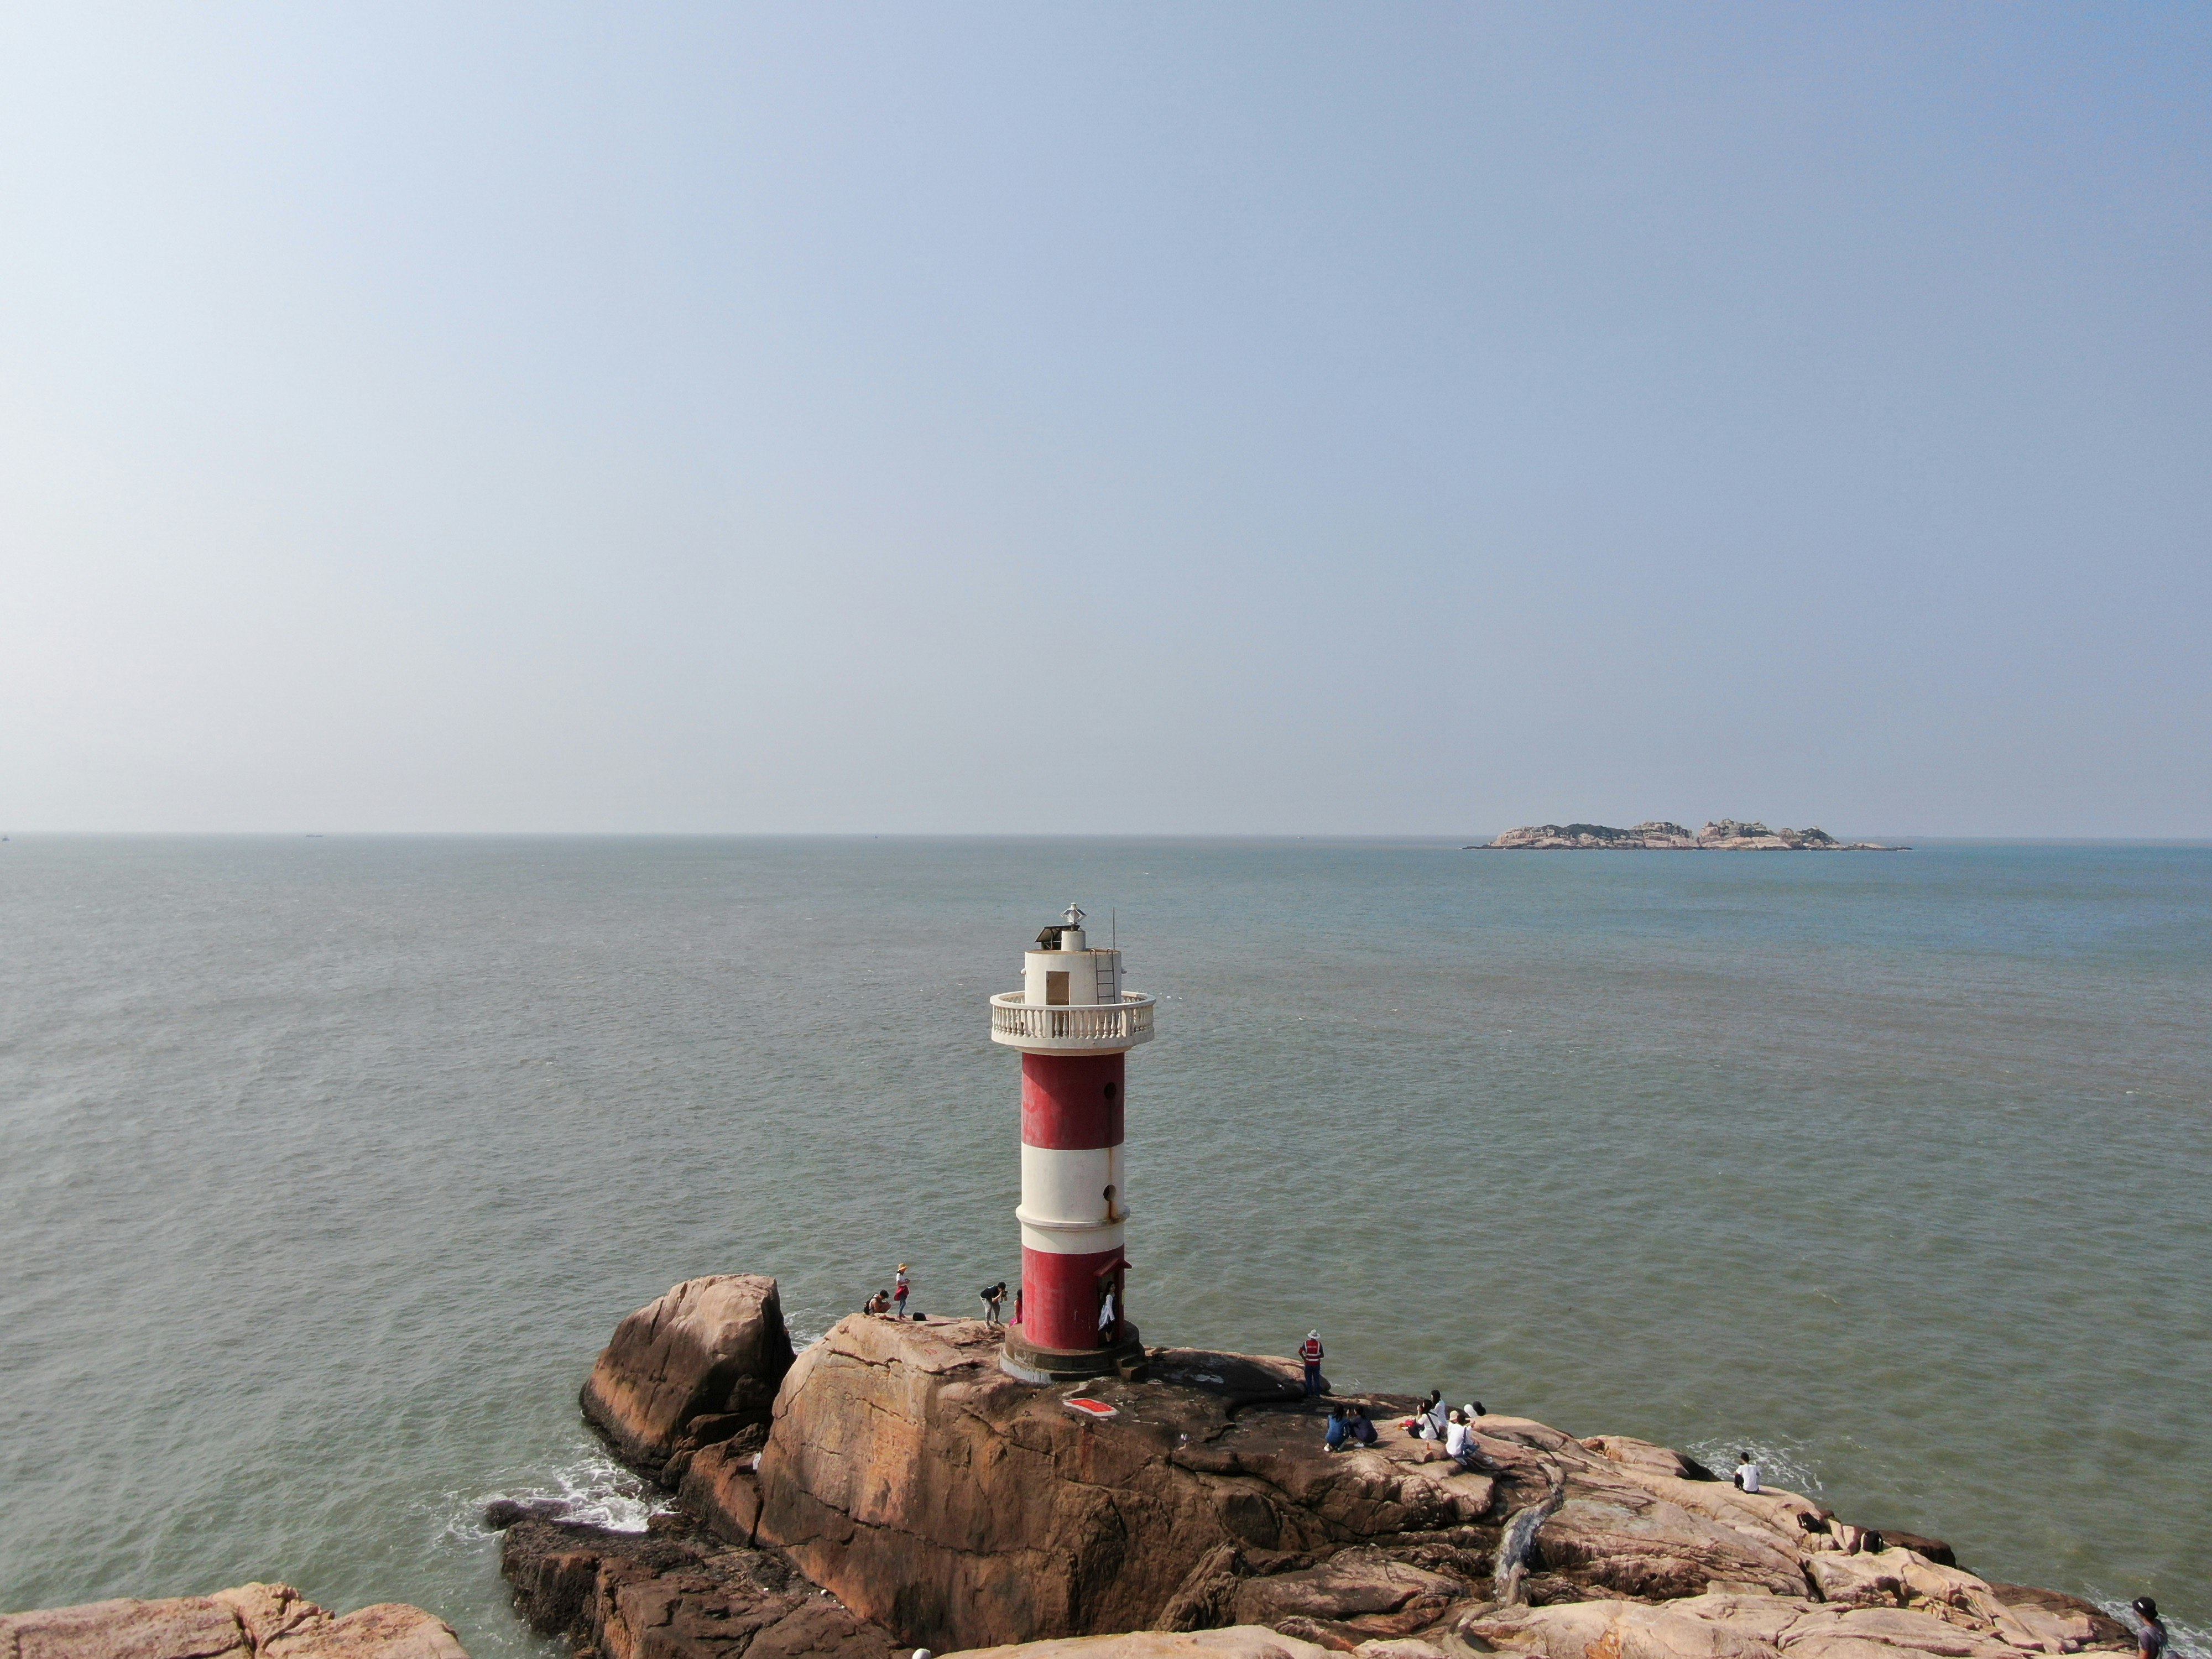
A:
1103;1082;1118;1100
1103;1184;1118;1218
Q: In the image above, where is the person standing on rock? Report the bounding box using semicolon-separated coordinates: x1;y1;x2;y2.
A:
1299;1331;1325;1396
893;1266;911;1319
2132;1600;2169;1659
980;1281;1006;1327
1733;1451;1761;1493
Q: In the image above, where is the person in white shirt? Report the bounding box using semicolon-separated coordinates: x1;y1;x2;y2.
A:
1733;1452;1761;1494
1417;1390;1448;1439
1443;1408;1486;1472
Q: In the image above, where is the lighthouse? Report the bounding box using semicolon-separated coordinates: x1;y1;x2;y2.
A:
989;904;1156;1383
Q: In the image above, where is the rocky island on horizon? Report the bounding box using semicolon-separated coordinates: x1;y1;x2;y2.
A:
1469;821;1905;851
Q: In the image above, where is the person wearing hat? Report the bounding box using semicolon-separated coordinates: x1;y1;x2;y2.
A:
2132;1599;2169;1659
1298;1331;1325;1396
893;1266;911;1320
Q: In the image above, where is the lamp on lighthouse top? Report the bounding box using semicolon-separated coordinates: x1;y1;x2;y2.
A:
988;904;1156;1053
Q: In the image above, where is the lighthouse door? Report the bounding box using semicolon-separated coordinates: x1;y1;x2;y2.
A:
1045;971;1070;1006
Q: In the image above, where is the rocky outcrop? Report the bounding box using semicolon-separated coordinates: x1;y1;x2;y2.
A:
581;1276;796;1484
738;1318;1841;1655
1473;822;1898;851
0;1584;466;1659
1458;1580;2130;1659
496;1512;895;1659
1481;823;1699;850
942;1632;1338;1659
561;1280;2126;1659
748;1318;1501;1654
943;1632;1338;1659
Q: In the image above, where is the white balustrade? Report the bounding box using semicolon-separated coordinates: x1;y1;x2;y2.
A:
989;991;1156;1050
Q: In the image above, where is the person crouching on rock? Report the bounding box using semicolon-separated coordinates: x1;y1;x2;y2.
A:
2132;1600;2168;1659
1345;1405;1378;1448
865;1290;891;1317
1299;1331;1325;1396
1733;1451;1761;1493
1324;1405;1349;1453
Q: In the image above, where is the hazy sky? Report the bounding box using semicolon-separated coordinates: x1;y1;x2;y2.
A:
2;6;2206;835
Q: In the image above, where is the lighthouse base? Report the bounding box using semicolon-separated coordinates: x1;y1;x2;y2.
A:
999;1323;1147;1385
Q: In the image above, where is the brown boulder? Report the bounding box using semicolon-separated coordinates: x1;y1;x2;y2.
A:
942;1631;1337;1659
581;1276;796;1483
499;1515;893;1659
0;1587;465;1659
754;1318;1499;1653
1228;1551;1463;1638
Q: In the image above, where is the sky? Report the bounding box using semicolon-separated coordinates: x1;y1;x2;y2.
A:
1;4;2206;836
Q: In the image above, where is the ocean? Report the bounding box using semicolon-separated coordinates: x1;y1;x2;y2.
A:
1;836;2206;1652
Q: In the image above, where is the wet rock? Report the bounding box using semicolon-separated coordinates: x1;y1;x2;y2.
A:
581;1276;796;1484
498;1517;892;1659
0;1585;467;1659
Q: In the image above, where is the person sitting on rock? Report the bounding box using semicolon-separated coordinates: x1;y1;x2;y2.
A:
1733;1452;1761;1493
1443;1408;1488;1472
2132;1599;2168;1659
1415;1390;1446;1438
865;1290;891;1317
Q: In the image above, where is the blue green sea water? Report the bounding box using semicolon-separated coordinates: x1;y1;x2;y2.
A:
2;837;2206;1650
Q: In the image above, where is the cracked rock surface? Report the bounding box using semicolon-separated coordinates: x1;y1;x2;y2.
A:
0;1584;467;1659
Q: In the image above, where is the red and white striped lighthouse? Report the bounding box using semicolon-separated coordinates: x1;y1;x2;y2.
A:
989;904;1157;1382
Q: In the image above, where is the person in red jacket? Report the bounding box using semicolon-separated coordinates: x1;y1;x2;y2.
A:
1298;1331;1325;1396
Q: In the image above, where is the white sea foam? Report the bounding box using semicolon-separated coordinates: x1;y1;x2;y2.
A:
450;1445;668;1539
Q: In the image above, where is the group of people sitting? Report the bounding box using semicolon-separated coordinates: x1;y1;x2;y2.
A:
1322;1389;1489;1471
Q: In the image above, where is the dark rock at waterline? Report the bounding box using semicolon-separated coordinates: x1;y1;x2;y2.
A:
580;1274;795;1485
499;1516;894;1659
484;1498;575;1530
1877;1530;1955;1568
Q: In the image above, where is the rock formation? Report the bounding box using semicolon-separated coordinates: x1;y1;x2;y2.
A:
546;1276;2128;1659
496;1510;893;1659
581;1275;796;1484
0;1584;466;1659
1474;822;1898;851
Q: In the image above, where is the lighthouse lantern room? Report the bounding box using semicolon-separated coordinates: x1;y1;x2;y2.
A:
989;904;1156;1383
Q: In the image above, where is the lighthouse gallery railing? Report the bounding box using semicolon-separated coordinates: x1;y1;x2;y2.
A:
990;991;1155;1044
